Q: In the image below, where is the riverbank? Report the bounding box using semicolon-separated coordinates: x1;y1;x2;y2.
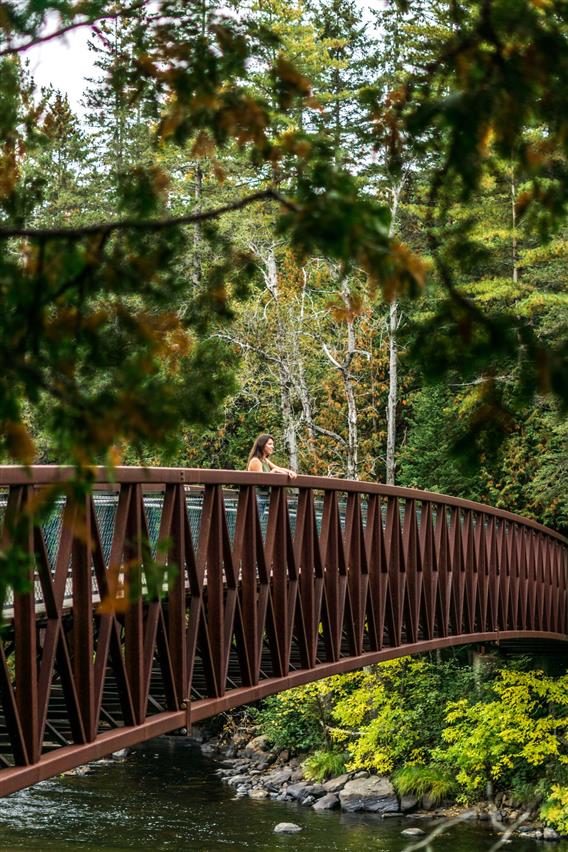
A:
196;724;564;844
1;737;551;852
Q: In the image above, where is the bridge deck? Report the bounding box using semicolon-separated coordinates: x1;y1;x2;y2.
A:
0;466;566;796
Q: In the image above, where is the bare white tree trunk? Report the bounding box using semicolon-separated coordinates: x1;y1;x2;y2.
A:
344;373;358;479
260;244;298;470
386;298;398;485
343;281;358;480
323;277;359;480
294;267;316;445
385;177;405;486
222;251;347;471
279;369;298;471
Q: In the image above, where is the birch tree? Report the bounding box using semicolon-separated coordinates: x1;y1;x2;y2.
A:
321;277;364;479
256;243;299;469
385;176;406;485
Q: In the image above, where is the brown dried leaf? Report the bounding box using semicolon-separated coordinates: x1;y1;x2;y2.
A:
4;421;36;465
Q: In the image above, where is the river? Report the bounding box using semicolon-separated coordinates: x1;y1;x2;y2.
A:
0;737;564;851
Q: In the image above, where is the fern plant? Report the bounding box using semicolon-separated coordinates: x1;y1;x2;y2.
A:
303;749;347;782
392;765;458;805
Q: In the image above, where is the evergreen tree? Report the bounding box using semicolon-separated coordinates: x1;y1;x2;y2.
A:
35;92;87;224
306;0;369;165
83;1;157;207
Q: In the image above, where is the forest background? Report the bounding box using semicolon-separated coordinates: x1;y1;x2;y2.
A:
1;0;567;536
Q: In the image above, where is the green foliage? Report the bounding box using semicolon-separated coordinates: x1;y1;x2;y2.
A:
280;157;424;297
541;786;568;835
255;656;477;774
0;0;566;477
254;695;323;754
384;0;568;440
529;414;568;532
435;669;568;800
253;675;363;754
392;765;458;805
253;688;325;754
398;383;568;533
303;748;346;782
331;657;476;773
398;385;486;500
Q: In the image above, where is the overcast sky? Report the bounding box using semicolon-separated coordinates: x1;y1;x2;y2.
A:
28;25;93;112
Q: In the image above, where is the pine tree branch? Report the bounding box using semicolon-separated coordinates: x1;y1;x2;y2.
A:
0;2;148;57
0;190;298;239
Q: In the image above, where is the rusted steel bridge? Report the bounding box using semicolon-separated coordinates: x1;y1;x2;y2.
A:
0;465;566;796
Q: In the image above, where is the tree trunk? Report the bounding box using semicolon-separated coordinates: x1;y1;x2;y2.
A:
343;280;358;480
386;298;398;485
385;178;404;486
322;277;359;479
295;268;316;446
344;369;358;480
264;245;298;470
279;369;298;471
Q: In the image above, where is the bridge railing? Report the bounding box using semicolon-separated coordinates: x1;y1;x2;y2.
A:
0;486;343;613
0;465;566;794
0;464;566;644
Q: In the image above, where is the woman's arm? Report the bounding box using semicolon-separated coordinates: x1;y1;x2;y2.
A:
267;460;298;479
247;457;263;472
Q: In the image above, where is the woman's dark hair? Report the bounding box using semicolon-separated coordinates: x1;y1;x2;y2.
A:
248;433;273;463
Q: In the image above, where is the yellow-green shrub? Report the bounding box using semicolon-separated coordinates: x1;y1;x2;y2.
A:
436;670;568;800
541;786;568;835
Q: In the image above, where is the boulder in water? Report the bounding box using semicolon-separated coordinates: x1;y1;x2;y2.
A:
543;827;560;841
286;781;309;800
274;822;302;834
244;735;271;758
263;768;292;790
400;795;419;813
112;749;128;760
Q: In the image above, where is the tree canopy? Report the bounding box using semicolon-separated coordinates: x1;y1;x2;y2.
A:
0;0;566;526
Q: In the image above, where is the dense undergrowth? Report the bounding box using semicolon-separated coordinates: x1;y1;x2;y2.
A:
251;652;568;833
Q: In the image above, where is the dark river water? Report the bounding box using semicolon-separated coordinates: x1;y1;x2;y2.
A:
0;737;564;851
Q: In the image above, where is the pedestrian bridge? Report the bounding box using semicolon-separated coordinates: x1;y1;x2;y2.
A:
0;465;566;796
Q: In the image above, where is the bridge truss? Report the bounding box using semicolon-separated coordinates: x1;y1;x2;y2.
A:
0;466;566;796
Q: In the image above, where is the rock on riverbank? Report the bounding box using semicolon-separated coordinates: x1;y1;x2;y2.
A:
339;776;398;814
193;726;565;841
200;729;423;816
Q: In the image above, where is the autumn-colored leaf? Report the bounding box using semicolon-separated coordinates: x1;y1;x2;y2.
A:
191;131;216;158
3;421;36;465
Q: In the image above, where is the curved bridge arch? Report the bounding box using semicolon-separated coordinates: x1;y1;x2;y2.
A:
0;466;566;795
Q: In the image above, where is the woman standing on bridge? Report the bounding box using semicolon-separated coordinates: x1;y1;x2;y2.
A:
247;434;297;478
247;434;297;524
